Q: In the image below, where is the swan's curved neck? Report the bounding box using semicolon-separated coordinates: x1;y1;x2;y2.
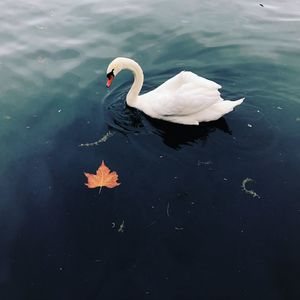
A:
122;59;144;107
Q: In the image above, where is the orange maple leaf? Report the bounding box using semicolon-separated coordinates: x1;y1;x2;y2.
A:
84;161;120;193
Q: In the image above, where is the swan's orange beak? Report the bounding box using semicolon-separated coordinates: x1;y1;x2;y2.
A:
106;76;114;88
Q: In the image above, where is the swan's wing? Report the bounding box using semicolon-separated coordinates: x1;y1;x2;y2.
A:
155;71;221;92
149;81;222;117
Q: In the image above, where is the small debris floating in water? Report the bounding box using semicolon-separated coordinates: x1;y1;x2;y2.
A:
241;178;261;198
166;202;170;217
259;3;264;7
145;220;157;228
111;221;125;232
197;160;212;166
37;56;47;64
35;25;47;30
79;130;115;147
118;220;125;233
174;227;184;231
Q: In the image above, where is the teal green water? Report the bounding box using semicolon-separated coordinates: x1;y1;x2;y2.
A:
1;0;300;299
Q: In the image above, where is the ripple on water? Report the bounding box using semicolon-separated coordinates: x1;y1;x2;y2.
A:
103;82;146;134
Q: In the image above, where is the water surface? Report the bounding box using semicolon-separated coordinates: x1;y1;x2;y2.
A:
1;0;300;299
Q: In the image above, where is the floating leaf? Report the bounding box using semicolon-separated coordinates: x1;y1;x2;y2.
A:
84;161;120;194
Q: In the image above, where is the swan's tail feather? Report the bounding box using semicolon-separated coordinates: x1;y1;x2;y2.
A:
217;97;244;113
228;97;245;107
192;97;244;122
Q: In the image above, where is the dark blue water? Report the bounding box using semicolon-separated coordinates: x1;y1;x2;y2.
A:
1;0;300;299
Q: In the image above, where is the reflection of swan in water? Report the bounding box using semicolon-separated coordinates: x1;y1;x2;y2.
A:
147;117;232;149
106;57;244;125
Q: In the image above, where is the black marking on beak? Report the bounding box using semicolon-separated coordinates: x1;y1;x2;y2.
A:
106;69;115;79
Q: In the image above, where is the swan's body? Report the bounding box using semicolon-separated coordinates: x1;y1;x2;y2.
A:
106;57;244;125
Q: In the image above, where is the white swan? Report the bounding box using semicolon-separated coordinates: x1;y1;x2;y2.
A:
106;57;244;125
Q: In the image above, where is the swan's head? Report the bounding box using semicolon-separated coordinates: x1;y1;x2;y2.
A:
106;57;125;88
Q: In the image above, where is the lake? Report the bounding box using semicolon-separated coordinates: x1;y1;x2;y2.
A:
1;0;300;299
